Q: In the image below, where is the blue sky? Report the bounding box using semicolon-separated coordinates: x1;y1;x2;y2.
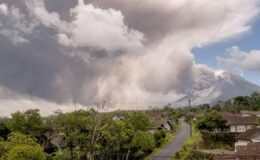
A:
193;18;260;85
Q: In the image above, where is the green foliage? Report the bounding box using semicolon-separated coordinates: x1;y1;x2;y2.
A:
201;132;234;149
0;120;10;139
173;125;203;160
154;130;166;147
8;109;45;136
101;120;129;151
0;132;46;160
133;131;155;151
0;108;178;160
52;149;72;160
184;92;260;113
132;131;155;159
172;110;182;123
195;111;226;132
128;112;151;131
176;150;213;160
54;110;94;158
5;145;46;160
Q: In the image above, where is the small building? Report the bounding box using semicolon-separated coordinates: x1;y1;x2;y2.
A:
221;113;256;133
241;110;260;118
236;143;260;159
112;115;125;121
147;112;173;132
235;128;260;151
214;144;260;160
213;128;260;160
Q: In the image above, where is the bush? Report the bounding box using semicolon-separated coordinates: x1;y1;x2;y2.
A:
201;132;234;149
154;130;167;147
0;132;46;160
132;131;155;159
183;151;213;160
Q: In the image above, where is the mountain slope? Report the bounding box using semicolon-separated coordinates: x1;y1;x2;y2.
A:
176;72;260;105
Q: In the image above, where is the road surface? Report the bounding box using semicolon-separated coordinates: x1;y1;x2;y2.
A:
148;119;190;160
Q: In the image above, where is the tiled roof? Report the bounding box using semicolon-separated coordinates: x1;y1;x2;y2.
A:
241;110;260;116
221;113;256;125
213;154;236;160
221;112;238;117
213;144;260;160
236;143;260;156
214;154;260;160
147;113;163;121
236;128;260;140
147;113;168;129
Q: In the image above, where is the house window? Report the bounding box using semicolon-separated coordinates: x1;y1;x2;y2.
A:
237;126;245;132
230;126;236;132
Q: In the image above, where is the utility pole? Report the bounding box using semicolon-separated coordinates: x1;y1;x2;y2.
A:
189;99;192;137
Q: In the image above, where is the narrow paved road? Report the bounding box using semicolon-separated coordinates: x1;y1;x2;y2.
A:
148;119;190;160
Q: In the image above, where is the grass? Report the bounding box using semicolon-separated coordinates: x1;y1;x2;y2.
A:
171;124;202;160
184;125;201;147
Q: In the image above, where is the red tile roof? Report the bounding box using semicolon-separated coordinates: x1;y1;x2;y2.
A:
221;113;256;125
214;144;260;160
213;154;236;160
147;113;168;129
241;110;260;116
236;128;260;140
147;113;163;121
236;143;260;156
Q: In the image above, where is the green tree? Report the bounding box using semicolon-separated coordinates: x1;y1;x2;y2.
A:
0;132;46;160
128;112;151;131
52;149;72;160
132;131;155;159
195;111;227;132
100;120;131;159
250;92;260;110
0;119;10;139
154;130;166;147
54;109;106;159
234;96;249;112
125;112;151;160
8;109;45;136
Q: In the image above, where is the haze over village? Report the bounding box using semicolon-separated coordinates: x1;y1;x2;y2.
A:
0;0;260;159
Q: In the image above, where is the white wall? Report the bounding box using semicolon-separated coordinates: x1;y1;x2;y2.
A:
230;125;236;132
164;123;171;131
230;125;253;133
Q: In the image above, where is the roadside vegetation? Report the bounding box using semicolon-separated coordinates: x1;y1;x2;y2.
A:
173;92;260;159
0;107;180;160
145;124;180;159
0;92;259;159
173;125;212;160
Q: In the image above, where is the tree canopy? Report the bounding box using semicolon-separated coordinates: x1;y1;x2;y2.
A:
195;111;227;132
0;132;46;160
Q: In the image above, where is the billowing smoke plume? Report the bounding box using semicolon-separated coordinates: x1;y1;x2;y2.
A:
0;0;259;115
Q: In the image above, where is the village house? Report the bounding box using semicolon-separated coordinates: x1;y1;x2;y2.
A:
235;143;260;160
221;113;257;133
235;128;260;151
213;128;260;160
112;115;125;121
147;112;173;132
241;110;260;118
214;145;260;160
